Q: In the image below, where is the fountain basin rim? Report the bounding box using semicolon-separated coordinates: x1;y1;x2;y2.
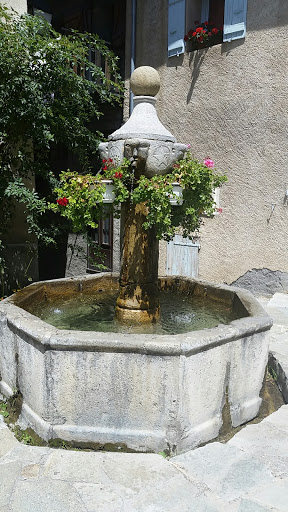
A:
1;274;273;357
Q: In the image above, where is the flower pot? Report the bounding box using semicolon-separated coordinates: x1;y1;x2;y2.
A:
169;183;183;206
101;180;115;203
90;180;115;203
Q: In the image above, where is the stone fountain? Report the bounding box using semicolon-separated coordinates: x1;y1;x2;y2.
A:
99;66;187;323
0;67;272;455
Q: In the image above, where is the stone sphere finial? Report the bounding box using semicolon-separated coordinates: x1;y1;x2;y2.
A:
130;66;160;97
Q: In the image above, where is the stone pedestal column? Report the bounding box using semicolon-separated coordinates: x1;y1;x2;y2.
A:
99;66;187;324
116;202;160;323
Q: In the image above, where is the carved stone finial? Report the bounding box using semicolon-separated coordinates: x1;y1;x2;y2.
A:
130;66;161;97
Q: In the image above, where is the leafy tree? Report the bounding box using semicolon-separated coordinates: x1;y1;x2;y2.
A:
0;4;123;291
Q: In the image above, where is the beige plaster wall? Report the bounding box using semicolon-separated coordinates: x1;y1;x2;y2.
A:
132;0;288;284
2;0;27;13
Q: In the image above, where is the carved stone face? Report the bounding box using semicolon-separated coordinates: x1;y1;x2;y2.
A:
145;142;188;177
98;142;108;162
124;139;150;176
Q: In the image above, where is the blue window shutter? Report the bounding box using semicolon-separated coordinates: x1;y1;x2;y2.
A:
201;0;209;23
168;0;186;58
223;0;248;42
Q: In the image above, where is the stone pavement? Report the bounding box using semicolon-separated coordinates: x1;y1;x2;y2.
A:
1;293;288;512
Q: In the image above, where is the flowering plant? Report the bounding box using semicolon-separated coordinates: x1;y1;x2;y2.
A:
184;21;223;50
48;159;131;231
50;152;227;239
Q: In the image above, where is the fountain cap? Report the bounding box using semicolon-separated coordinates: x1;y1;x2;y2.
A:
130;66;160;97
108;66;176;142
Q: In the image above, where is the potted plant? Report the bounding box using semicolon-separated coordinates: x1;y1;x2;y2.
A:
184;21;223;51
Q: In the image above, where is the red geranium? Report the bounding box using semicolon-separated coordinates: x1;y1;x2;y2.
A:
212;27;218;34
56;197;69;206
114;171;123;179
195;27;203;33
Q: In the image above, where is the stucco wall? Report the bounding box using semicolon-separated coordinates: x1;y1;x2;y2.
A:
132;0;288;284
2;0;27;13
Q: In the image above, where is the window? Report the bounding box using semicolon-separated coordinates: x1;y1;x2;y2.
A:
168;0;248;57
87;213;113;273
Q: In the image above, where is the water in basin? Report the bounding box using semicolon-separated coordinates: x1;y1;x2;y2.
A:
26;289;240;334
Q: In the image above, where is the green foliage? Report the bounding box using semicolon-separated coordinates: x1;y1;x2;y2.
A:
49;159;131;231
0;4;123;290
0;401;9;418
13;426;34;445
52;153;227;240
5;178;54;244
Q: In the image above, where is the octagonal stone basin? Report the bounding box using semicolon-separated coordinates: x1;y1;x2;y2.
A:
0;274;272;455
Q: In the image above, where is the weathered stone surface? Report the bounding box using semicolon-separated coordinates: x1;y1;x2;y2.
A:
0;424;18;458
0;460;22;508
233;269;288;297
116;202;160;323
173;442;274;501
0;288;287;510
243;481;288;512
0;275;271;453
11;480;87;512
238;500;279;512
20;463;40;480
130;66;161;97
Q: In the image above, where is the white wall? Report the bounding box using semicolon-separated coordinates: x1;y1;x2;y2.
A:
2;0;27;13
132;0;288;284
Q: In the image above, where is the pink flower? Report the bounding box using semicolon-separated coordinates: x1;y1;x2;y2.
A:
217;207;223;214
203;158;214;168
186;144;191;148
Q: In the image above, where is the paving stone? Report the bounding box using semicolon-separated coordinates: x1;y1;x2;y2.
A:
0;425;18;458
20;463;40;480
262;404;288;429
172;442;273;501
74;482;127;512
43;450;176;491
43;449;109;483
229;421;288;458
123;475;232;512
267;293;288;309
0;460;22;508
1;444;50;467
244;480;288;512
238;499;279;511
100;453;179;492
11;479;87;512
228;420;288;479
264;306;288;327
